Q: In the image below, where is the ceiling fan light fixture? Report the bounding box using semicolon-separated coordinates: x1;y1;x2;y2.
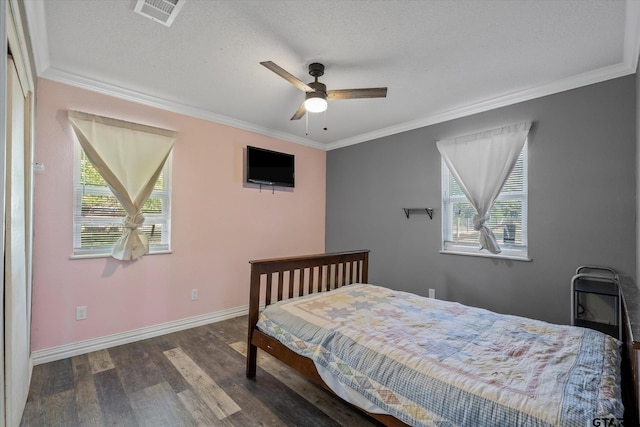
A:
260;61;387;121
304;92;328;113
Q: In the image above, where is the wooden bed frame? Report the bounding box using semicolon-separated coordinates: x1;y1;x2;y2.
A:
246;250;639;426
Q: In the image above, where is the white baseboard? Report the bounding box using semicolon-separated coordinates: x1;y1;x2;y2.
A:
32;305;249;365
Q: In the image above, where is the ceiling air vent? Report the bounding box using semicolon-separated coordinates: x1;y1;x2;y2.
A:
134;0;185;27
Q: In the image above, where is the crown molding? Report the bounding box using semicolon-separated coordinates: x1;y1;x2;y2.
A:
21;0;49;75
8;0;35;92
625;0;640;72
40;68;326;150
43;57;637;153
325;61;636;151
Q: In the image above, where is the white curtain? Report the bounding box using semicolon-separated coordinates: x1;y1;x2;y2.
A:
68;110;177;261
437;122;531;254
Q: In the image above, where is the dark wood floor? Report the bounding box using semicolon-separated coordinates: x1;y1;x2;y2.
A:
20;315;381;426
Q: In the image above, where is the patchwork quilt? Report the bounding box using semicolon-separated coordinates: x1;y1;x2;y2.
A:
257;284;623;427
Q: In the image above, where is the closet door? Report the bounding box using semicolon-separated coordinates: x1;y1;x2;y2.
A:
4;54;30;427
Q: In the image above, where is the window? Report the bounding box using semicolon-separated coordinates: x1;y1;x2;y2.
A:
441;142;528;259
72;141;172;257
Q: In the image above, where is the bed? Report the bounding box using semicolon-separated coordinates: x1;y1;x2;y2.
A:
246;250;638;426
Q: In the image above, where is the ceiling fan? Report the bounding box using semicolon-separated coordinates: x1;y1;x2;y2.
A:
260;61;388;120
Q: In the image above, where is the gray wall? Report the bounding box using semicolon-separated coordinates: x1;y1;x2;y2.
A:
326;76;636;325
637;65;640;284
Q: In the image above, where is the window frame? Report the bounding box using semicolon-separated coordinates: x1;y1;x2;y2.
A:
440;142;530;261
71;139;172;258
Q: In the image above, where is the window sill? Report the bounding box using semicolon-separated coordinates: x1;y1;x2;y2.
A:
439;249;531;262
69;249;173;260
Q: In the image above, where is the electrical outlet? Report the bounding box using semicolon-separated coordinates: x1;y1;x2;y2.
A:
191;289;199;301
76;306;87;320
428;289;435;299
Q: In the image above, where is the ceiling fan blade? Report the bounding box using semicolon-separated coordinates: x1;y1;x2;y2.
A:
327;87;388;100
290;102;306;120
260;61;314;92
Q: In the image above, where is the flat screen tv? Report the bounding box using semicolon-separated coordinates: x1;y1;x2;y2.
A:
246;146;295;188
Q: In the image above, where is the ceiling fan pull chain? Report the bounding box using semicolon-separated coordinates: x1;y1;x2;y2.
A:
324;109;328;131
305;111;309;136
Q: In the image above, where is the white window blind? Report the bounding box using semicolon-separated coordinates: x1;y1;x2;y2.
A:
72;135;172;257
442;142;528;259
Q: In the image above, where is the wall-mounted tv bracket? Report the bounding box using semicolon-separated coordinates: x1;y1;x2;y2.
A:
258;183;275;194
249;179;276;194
403;208;434;220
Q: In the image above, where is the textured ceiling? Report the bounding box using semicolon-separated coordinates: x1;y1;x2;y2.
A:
24;0;640;150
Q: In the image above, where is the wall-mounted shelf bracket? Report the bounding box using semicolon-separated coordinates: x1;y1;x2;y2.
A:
403;208;434;220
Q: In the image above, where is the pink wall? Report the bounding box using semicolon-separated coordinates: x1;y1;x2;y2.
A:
31;79;326;351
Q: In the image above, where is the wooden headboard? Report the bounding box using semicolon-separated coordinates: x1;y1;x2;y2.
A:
246;250;370;378
245;250;408;426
